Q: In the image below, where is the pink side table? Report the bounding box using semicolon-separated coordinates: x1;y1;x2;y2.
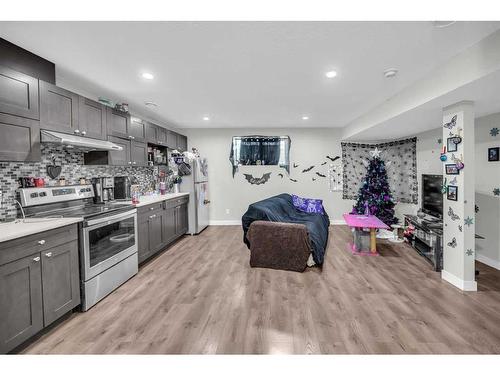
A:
343;213;390;255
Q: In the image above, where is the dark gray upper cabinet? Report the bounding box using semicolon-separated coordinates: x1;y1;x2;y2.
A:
107;135;131;166
41;242;80;326
177;134;188;152
129;116;146;142
106;107;130;138
0;65;39;120
166;130;177;149
130;141;148;167
156;126;167;146
0;113;40;162
79;97;107;140
39;81;79;134
0;253;43;354
145;121;157;143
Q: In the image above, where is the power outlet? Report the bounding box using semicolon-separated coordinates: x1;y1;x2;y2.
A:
225;208;230;215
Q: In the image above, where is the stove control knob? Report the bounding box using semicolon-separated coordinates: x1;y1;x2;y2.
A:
30;192;39;198
39;192;47;197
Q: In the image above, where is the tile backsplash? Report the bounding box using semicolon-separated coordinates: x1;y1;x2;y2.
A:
0;144;159;221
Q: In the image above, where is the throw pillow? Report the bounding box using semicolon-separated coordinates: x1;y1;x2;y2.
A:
292;194;325;214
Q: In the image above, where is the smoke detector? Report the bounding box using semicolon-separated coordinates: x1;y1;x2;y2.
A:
383;68;398;78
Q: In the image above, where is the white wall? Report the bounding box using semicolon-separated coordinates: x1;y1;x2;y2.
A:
185;128;353;224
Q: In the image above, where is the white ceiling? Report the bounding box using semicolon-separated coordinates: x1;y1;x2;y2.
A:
1;21;500;129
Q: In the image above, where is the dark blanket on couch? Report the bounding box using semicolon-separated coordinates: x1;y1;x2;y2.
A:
242;193;330;265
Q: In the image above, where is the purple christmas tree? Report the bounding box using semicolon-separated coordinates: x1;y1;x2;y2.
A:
351;149;398;226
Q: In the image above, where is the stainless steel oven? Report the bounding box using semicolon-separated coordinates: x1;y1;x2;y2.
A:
81;209;138;310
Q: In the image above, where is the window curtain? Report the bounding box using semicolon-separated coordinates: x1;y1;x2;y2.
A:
341;137;418;204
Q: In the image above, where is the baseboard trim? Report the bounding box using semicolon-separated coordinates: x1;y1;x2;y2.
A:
330;220;346;225
476;253;500;270
209;220;241;226
441;270;477;291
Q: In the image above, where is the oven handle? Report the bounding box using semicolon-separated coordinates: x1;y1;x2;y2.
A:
84;209;137;227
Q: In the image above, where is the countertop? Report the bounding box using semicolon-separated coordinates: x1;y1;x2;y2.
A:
0;217;83;243
129;192;190;207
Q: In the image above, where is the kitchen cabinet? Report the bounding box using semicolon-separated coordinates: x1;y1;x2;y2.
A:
0;224;80;353
131;140;148;166
106;107;130;138
107;135;131;166
156;126;167;146
176;134;188;152
0;65;39;120
145;121;157;143
0;113;41;161
129;116;146;142
39;81;79;134
79;97;107;140
137;197;189;265
166;130;177;149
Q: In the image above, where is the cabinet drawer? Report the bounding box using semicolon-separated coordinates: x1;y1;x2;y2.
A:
0;224;78;267
137;202;164;215
165;196;189;209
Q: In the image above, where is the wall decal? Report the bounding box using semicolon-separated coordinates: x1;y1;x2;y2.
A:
243;173;271;185
490;127;499;137
302;166;315;173
293;163;299;168
443;115;457;130
448;207;460;221
464;216;474;227
326;155;340;162
289;178;298;182
315;172;326;178
447;237;457;248
447;185;458;201
312;177;316;181
447;138;458;152
451;153;465;170
475;204;480;213
329;163;343;192
459;225;463;232
441;177;448;194
445;164;459;175
321;161;327;166
449;177;458;185
278;173;284;178
437;138;442;144
488;147;499;162
466;249;474;256
494;188;500;196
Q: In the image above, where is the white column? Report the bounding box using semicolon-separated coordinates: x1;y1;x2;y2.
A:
441;101;476;291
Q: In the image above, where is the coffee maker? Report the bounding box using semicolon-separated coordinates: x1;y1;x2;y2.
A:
91;177;114;203
114;176;132;200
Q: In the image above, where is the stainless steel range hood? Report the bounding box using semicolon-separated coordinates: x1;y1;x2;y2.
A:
41;130;123;152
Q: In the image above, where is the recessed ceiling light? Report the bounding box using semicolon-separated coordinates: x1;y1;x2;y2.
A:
302;116;309;120
383;68;398;78
145;101;157;108
142;72;154;80
433;21;456;28
203;116;210;121
325;70;337;78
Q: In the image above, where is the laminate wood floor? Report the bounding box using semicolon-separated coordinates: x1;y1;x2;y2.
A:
22;225;500;354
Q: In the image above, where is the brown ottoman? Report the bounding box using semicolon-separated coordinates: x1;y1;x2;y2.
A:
246;220;312;272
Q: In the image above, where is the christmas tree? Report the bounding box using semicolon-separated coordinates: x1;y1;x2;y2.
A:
351;148;398;226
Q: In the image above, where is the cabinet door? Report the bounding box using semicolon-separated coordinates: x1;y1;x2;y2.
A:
177;134;188;152
107;136;131;166
0;65;39;120
129;116;146;142
157;126;167;146
0;113;41;162
79;97;106;139
130;141;148;167
39;81;79;134
137;216;150;264
177;204;189;235
41;241;80;326
166;130;177;149
148;212;164;254
0;254;43;353
145;121;157;143
106;107;130;138
163;207;177;245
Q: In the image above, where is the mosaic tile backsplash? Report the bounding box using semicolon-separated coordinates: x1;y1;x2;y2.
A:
0;144;159;221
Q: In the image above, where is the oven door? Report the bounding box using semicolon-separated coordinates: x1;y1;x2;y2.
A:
82;210;138;281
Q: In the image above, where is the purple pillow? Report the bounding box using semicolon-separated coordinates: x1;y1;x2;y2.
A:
292;194;325;214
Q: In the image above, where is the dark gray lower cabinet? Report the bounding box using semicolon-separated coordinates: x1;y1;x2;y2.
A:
0;225;80;353
138;197;189;264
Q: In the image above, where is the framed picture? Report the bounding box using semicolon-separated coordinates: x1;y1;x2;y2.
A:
447;137;458;152
488;147;499;162
445;164;459;175
447;185;458;201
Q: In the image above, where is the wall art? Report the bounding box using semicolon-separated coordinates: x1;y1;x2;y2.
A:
494;188;500;196
341;138;417;203
447;185;458;201
447;137;458;152
321;161;327;166
329;163;343;192
443;115;457;130
445;164;459;175
302;166;314;173
490;127;499;137
326;155;340;162
448;207;460;221
293;163;299;168
289;178;298;182
464;216;474;227
243;173;272;185
449;177;458;185
488;147;499;162
465;249;474;256
278;173;284;178
315;172;326;178
447;237;457;248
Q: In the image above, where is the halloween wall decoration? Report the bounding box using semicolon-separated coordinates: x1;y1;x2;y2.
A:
229;135;290;177
289;178;298;182
447;138;458;152
341;137;417;203
315;172;326;178
445;164;459;175
464;216;474;227
447;185;458;201
441;177;448;194
488;147;499;162
490;127;499;137
450;177;458;185
451;153;465;170
326;155;340;163
447;237;457;248
302;166;315;173
448;207;460;221
321;161;327;166
494;188;500;196
278;173;284;178
243;173;272;185
459;225;463;232
443;115;457;130
329;163;343;192
465;248;474;256
293;163;299;168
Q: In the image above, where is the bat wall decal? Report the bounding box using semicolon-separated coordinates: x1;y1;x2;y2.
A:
243;173;272;185
302;166;315;173
289;178;298;182
315;172;326;178
278;173;284;178
326;155;340;162
321;162;327;166
293;163;299;168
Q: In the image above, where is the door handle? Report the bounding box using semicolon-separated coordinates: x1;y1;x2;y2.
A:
33;256;40;262
45;252;53;258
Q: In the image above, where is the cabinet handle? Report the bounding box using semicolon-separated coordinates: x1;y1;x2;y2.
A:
33;256;40;262
149;214;157;219
132;161;136;165
150;207;155;211
45;252;53;258
38;239;46;245
81;131;87;136
74;129;80;134
128;161;132;165
129;135;135;139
